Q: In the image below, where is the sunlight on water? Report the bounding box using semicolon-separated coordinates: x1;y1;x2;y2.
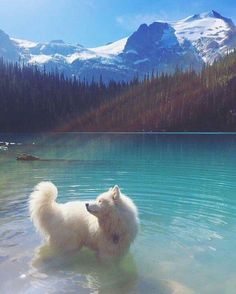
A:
0;133;236;294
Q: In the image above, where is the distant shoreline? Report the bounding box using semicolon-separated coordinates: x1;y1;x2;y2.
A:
1;131;236;134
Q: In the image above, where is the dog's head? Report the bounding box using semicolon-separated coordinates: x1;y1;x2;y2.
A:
85;185;121;218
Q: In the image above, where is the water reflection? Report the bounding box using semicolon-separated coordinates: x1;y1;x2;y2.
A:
30;245;193;294
30;246;139;294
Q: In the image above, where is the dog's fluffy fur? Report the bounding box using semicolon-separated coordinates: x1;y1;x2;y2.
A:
29;182;139;259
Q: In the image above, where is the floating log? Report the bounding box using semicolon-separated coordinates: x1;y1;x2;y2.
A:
16;154;40;161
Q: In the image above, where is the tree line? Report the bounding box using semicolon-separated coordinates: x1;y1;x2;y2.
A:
0;51;236;132
0;59;132;131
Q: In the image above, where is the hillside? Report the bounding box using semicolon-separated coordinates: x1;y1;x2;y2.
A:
62;50;236;132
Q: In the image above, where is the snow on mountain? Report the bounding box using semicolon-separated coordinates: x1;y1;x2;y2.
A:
0;10;235;81
172;10;236;63
89;37;128;57
173;13;230;43
11;38;38;48
65;50;97;63
29;54;53;64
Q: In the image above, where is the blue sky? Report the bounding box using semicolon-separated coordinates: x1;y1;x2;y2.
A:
0;0;235;47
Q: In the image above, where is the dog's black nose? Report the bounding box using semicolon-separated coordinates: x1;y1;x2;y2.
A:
85;203;89;210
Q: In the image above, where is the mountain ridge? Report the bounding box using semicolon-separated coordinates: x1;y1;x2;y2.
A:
0;10;235;81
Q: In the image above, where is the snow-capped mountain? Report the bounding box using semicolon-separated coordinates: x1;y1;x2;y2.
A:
0;10;235;81
121;22;202;73
172;10;236;63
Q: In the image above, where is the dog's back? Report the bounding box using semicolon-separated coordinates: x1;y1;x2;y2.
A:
29;182;92;249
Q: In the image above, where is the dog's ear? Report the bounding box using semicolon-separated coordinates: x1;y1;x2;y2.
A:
112;185;120;200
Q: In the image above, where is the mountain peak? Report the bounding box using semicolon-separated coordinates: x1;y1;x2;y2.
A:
182;10;234;27
137;22;171;32
203;10;234;27
202;10;223;18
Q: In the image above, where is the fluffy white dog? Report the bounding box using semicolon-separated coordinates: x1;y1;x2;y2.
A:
29;182;139;260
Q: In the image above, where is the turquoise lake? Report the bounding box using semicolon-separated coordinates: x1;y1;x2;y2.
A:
0;133;236;294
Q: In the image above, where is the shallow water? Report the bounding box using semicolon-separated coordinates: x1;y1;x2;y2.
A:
0;133;236;294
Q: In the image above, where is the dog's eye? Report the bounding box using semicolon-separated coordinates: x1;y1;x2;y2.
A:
98;199;102;204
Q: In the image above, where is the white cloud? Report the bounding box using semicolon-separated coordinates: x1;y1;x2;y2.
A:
116;11;169;31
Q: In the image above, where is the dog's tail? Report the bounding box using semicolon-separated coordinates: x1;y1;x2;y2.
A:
29;181;58;238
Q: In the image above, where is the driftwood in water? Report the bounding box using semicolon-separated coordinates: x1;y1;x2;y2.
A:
16;154;40;161
16;154;77;162
16;154;109;164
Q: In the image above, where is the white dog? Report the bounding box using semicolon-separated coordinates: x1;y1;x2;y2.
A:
29;182;139;260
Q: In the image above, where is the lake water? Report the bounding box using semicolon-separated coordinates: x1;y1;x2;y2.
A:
0;133;236;294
